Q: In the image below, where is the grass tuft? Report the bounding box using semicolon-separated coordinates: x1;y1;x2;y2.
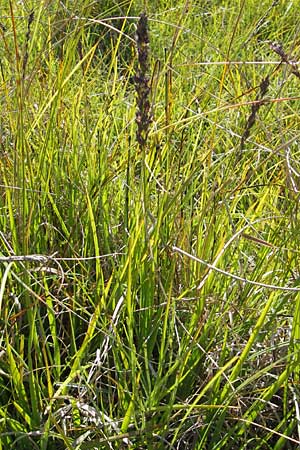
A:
0;1;300;448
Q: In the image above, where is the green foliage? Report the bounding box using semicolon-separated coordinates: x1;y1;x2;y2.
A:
0;0;300;448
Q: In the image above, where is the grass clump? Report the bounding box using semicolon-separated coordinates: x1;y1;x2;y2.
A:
0;0;300;448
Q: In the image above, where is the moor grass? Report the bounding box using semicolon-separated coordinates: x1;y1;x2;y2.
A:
0;1;300;448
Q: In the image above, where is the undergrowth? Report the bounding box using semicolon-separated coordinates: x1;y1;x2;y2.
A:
0;0;300;449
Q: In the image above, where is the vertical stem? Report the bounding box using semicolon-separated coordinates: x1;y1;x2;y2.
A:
9;1;26;252
134;13;152;241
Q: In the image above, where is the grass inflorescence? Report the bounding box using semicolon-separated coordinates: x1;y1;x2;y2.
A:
135;12;152;149
0;1;300;449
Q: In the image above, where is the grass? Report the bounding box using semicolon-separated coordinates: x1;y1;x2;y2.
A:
0;0;300;448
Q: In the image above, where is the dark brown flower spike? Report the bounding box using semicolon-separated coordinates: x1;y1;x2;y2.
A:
135;13;152;149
